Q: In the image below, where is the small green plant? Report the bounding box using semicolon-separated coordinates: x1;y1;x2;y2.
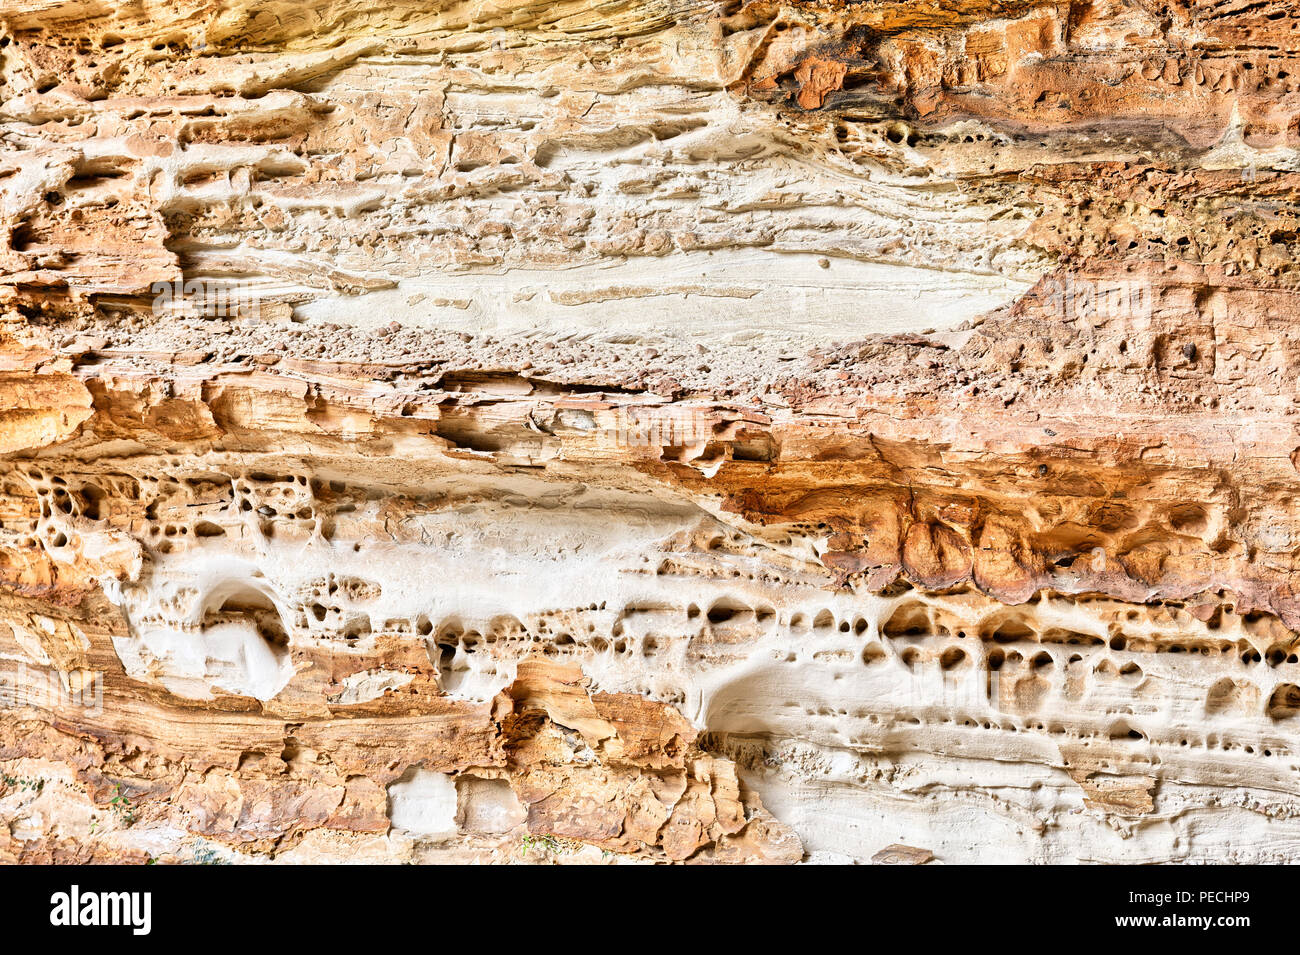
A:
91;782;136;832
0;773;45;794
189;844;228;865
108;783;136;826
520;833;579;858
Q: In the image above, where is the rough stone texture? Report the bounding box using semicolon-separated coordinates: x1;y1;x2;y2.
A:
0;0;1299;863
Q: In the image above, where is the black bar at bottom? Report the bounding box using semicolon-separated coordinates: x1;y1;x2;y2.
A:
0;862;1276;943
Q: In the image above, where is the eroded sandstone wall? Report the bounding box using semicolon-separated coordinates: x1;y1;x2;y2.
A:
0;0;1298;863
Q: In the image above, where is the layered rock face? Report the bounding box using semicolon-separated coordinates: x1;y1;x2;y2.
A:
0;0;1298;864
